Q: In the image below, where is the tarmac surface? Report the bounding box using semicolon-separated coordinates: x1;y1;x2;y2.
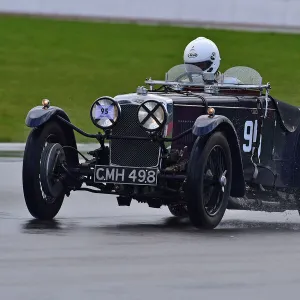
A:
1;158;300;300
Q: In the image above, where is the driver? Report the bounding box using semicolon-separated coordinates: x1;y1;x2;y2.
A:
183;37;240;84
183;37;221;77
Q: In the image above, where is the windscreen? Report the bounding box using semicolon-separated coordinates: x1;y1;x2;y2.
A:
221;66;262;85
165;64;203;83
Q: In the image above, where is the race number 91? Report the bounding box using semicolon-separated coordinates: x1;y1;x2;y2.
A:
243;120;262;156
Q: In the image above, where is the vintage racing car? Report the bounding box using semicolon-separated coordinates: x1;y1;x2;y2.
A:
22;64;300;229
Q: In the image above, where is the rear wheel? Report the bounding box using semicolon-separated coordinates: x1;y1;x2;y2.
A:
186;132;232;229
22;121;68;220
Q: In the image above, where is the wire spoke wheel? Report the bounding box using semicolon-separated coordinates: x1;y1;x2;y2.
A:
22;121;69;220
39;137;59;204
203;146;227;216
186;132;232;229
40;142;67;203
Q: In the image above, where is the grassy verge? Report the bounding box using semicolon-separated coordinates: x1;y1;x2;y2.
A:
0;15;300;142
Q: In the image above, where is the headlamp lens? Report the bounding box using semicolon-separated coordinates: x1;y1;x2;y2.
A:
138;100;166;131
90;97;120;129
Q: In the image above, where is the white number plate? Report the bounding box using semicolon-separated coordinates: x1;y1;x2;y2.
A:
94;165;158;186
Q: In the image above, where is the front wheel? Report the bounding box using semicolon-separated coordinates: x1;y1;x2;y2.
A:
186;132;232;229
22;121;68;220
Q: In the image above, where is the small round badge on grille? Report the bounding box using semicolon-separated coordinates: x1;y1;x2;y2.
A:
90;97;121;129
137;100;167;132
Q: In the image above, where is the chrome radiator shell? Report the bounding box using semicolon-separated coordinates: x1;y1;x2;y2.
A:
109;103;161;168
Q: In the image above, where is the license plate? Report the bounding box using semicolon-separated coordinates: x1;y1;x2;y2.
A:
94;165;158;185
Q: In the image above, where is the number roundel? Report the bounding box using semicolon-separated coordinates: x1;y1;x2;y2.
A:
90;96;121;130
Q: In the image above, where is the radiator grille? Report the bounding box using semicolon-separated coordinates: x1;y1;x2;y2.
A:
110;103;161;167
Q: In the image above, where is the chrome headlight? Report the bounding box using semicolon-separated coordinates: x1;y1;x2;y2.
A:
90;97;121;129
137;100;167;132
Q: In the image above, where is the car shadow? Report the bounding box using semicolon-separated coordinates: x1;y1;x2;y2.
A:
96;217;300;236
21;219;77;235
21;216;300;236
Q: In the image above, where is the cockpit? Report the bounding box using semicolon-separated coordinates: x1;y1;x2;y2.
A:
144;64;269;97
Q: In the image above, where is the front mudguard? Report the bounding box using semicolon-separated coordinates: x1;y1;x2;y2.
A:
25;106;70;128
25;105;79;165
192;114;245;197
192;115;234;136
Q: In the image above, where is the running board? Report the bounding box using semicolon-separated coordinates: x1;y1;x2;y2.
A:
227;197;297;212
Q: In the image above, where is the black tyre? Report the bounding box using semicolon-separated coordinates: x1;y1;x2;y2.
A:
186;132;232;229
168;204;188;217
22;121;68;220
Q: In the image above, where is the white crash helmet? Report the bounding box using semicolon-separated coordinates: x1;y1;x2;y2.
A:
183;37;221;73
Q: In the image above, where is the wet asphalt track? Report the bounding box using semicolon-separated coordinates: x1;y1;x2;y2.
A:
1;158;300;300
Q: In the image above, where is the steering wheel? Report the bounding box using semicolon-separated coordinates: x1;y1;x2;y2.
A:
174;71;203;83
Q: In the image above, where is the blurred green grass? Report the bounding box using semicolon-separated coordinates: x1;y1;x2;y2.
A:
0;15;300;142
